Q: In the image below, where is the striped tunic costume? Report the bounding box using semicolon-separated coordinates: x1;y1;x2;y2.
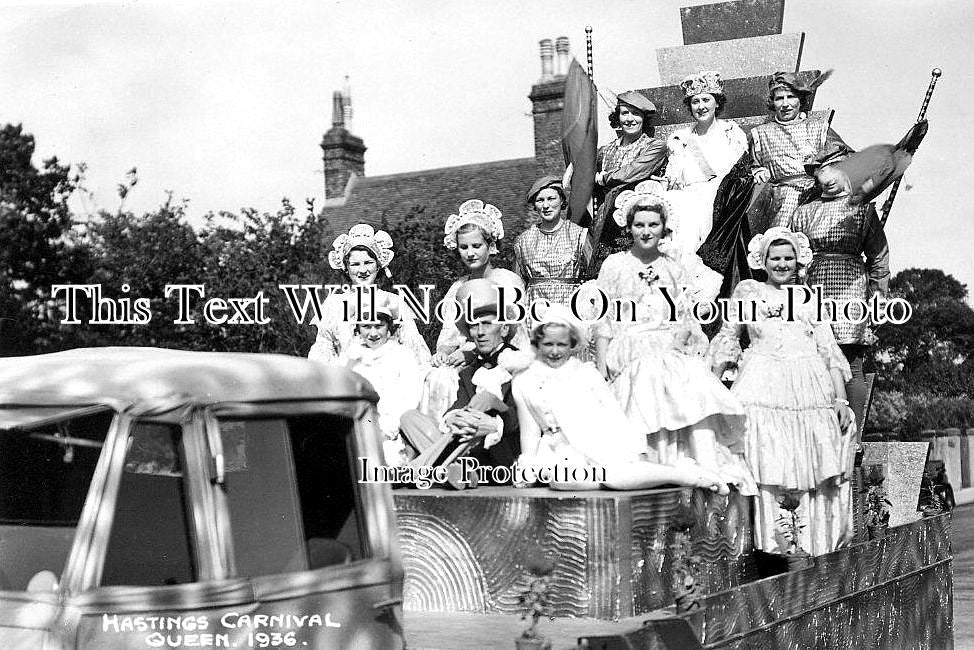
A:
785;197;890;345
751;114;848;229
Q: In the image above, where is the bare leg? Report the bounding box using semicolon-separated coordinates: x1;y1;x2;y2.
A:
688;424;720;471
603;460;729;494
688;416;751;492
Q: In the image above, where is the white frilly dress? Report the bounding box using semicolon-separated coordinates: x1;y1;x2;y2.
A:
596;251;755;493
708;280;855;554
340;339;428;466
512;357;648;473
308;288;432;365
664;119;748;255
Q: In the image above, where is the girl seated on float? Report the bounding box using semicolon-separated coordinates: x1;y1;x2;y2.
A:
309;223;431;365
340;298;427;467
422;200;529;419
511;305;728;492
594;182;754;494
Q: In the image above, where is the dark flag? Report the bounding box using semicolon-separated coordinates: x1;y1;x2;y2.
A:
561;59;597;229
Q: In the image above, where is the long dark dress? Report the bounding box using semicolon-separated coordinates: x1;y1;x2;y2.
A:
696;152;756;299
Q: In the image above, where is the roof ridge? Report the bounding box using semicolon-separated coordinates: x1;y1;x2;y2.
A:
356;157;536;183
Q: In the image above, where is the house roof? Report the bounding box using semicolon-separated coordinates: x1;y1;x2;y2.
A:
322;157;541;238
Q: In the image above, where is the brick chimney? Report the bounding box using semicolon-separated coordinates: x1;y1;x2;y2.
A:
528;37;569;175
321;89;366;201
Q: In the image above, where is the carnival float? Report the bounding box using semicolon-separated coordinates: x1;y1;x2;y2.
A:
382;1;953;648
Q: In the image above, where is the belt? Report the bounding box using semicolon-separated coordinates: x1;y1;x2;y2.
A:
527;277;579;285
813;252;860;259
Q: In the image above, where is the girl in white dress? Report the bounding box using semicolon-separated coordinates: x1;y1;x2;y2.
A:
308;223;431;365
341;298;427;467
709;228;855;554
595;185;755;494
512;305;728;492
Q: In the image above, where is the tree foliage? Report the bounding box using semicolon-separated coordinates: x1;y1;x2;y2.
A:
874;267;974;398
0;123;81;355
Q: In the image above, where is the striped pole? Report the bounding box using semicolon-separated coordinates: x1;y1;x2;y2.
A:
881;68;942;225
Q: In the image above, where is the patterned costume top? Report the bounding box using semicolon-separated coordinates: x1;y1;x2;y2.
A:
514;220;588;312
781;197;889;345
589;134;668;271
750;114;850;231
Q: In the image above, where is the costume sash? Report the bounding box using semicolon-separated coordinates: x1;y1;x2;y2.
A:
685;133;717;182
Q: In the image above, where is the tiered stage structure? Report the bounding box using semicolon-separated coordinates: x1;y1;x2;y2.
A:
397;1;953;647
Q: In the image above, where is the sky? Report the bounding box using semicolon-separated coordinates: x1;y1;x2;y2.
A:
1;0;971;292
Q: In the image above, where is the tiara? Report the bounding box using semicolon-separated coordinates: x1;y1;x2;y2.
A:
443;199;505;252
746;227;813;270
680;71;724;98
328;223;394;272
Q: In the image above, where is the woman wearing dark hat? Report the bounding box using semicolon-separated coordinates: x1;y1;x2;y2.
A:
588;91;667;274
514;176;588;317
750;71;851;231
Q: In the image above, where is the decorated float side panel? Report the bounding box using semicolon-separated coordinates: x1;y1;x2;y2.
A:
681;515;952;647
396;487;752;620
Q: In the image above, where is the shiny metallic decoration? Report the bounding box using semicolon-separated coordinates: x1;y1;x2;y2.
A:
680;514;952;647
395;488;752;619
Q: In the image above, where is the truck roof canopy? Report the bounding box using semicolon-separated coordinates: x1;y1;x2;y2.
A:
0;347;377;412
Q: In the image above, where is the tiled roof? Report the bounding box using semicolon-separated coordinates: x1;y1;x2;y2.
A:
321;157;540;237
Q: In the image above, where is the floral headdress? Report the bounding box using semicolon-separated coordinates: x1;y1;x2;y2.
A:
612;180;678;253
328;224;395;276
443;199;505;253
680;71;724;98
746;227;813;270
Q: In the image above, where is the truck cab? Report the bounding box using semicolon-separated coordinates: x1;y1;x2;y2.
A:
0;347;403;649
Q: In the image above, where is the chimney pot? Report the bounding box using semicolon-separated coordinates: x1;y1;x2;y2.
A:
331;91;345;128
539;38;554;82
555;36;570;77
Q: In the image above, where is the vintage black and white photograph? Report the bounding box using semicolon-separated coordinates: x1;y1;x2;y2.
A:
0;0;969;648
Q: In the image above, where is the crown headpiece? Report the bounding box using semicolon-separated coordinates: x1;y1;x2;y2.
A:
680;71;724;98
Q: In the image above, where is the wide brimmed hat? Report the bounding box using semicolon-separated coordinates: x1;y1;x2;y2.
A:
454;278;519;340
747;227;813;270
530;304;586;348
681;71;724;98
526;175;564;204
328;224;394;273
802;145;849;177
806;121;927;204
616;90;657;115
443;199;505;253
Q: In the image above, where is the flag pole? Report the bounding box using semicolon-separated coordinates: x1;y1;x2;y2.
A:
880;68;941;226
585;26;594;84
585;26;600;223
